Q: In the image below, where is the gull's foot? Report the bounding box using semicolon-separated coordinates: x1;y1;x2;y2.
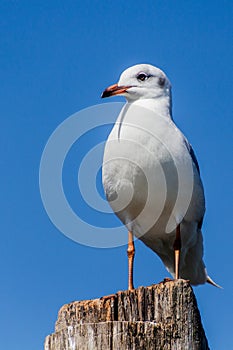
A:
159;277;173;284
100;294;116;302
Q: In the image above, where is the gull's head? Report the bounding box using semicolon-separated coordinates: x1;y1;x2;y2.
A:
101;64;171;102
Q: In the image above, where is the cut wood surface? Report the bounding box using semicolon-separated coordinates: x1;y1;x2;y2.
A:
44;280;209;350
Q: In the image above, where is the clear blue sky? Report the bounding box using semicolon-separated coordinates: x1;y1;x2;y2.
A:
1;1;232;349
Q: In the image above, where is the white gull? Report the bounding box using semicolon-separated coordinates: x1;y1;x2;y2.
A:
101;64;219;289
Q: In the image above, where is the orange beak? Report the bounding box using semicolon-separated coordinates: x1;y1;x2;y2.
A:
101;83;131;98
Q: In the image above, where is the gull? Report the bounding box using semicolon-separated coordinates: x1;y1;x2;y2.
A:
101;64;219;290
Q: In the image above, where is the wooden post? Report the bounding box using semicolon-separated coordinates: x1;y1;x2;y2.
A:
44;280;209;350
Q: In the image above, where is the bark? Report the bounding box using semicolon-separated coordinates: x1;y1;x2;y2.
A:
44;279;209;350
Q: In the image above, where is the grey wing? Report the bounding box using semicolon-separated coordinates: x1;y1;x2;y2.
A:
184;139;200;175
184;138;205;228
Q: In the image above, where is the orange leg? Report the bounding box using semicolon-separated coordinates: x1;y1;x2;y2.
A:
173;224;181;280
127;231;135;290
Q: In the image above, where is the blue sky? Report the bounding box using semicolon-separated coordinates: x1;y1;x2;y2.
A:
1;1;232;349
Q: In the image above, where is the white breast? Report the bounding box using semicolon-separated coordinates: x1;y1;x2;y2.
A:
102;102;204;238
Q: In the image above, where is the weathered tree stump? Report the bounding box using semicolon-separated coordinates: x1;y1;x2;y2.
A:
44;280;209;350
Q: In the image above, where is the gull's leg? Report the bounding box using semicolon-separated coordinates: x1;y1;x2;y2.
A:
173;224;181;280
127;231;135;290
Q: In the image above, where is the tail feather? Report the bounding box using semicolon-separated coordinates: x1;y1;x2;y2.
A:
206;276;222;289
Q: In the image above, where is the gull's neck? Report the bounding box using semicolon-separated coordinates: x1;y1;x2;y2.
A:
128;95;172;120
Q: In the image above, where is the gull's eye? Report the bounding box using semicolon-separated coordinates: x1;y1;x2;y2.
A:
137;72;148;81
